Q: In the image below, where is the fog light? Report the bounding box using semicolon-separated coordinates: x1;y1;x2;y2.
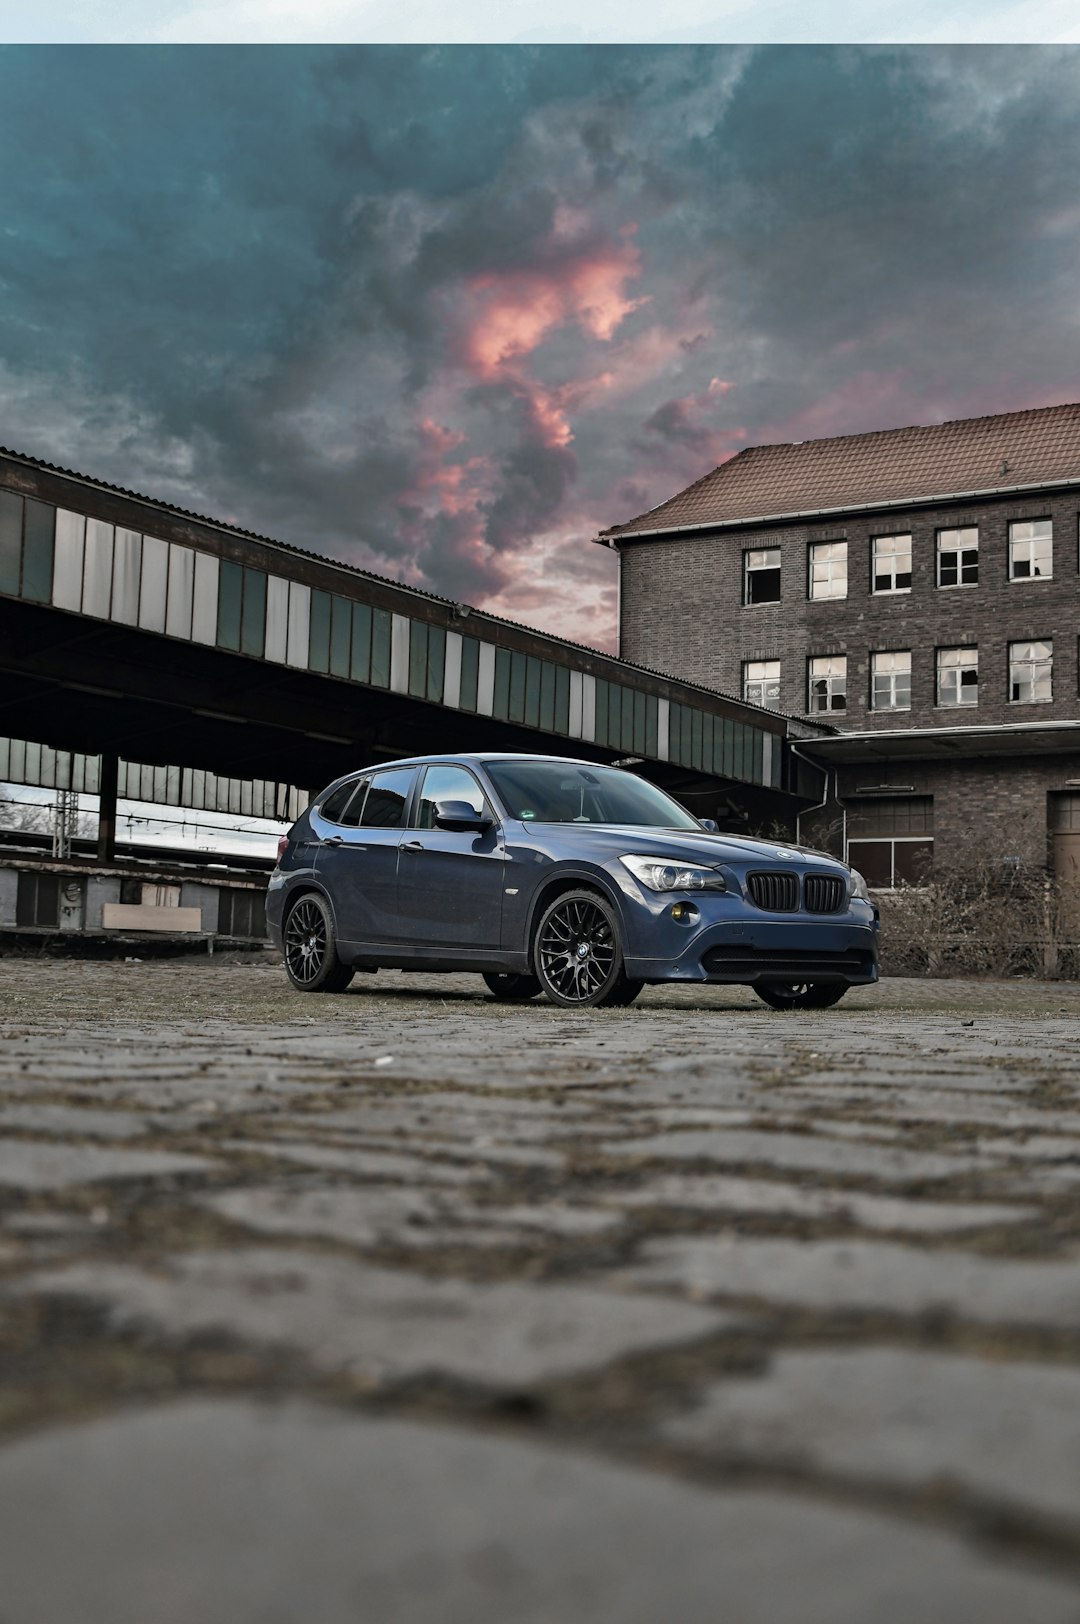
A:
671;901;700;924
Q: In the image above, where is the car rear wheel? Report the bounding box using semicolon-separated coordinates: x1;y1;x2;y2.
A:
533;889;640;1009
753;980;848;1011
283;894;355;994
482;972;543;1002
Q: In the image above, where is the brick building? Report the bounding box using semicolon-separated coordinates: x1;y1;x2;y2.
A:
600;402;1080;904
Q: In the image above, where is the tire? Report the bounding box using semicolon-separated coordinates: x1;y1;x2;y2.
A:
483;972;543;1002
282;893;355;994
533;889;639;1009
753;980;849;1011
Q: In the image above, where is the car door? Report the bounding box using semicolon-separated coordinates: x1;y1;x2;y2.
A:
396;763;505;949
314;766;417;948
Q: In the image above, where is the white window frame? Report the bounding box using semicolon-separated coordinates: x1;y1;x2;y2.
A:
1008;518;1053;582
871;534;912;595
937;526;978;589
743;658;781;709
807;654;847;714
808;540;848;601
936;646;979;708
1008;639;1053;704
871;650;911;712
743;547;781;606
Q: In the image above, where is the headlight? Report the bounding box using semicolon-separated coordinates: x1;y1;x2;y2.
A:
849;868;870;901
620;854;727;892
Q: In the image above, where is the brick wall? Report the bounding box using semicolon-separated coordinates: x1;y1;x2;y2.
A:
618;489;1080;729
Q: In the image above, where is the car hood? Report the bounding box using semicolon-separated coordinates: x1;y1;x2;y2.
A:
513;823;848;871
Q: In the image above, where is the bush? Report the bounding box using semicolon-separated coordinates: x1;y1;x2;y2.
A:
876;859;1075;979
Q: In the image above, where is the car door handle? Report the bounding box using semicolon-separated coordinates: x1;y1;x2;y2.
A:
402;840;424;853
321;835;344;847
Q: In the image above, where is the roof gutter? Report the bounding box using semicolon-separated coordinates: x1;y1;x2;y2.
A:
596;473;1080;546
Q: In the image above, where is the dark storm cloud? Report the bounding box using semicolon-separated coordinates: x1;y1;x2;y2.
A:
2;44;1080;645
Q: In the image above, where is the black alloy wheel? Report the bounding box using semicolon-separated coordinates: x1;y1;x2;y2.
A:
753;980;848;1011
283;894;355;994
483;972;544;1002
534;889;642;1009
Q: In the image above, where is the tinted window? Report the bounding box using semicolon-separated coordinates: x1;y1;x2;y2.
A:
417;765;488;829
359;767;416;828
319;780;361;823
485;761;699;829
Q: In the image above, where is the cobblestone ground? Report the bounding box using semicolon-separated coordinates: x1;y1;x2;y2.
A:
3;957;1080;1622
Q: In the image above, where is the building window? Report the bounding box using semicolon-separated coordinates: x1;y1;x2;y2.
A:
1009;639;1052;704
218;888;267;939
937;526;978;588
808;540;847;600
936;646;978;708
871;650;911;711
872;534;912;594
743;659;780;708
15;871;60;928
1008;518;1053;581
847;796;933;889
744;547;781;605
807;654;847;713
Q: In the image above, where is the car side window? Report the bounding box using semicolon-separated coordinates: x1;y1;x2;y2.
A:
319;779;363;824
416;765;489;830
358;767;416;829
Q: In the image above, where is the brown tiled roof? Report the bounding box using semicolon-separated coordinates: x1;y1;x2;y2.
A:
601;401;1080;541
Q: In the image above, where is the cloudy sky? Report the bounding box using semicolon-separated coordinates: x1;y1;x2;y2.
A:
2;42;1080;648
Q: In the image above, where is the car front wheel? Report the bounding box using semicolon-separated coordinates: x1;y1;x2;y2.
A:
283;894;355;994
533;889;642;1009
753;980;848;1011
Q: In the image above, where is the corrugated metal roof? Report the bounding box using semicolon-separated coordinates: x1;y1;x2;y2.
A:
601;401;1080;541
0;444;828;730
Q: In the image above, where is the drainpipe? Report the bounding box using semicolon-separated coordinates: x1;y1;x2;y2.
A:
789;742;834;852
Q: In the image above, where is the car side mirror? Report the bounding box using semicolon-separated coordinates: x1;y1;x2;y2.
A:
698;818;720;834
434;798;493;832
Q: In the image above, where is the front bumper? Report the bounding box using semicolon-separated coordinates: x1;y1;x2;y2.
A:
619;888;879;986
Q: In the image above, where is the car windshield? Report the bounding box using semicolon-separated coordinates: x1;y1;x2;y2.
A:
484;760;701;830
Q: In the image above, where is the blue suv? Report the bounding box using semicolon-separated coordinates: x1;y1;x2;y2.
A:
267;753;878;1010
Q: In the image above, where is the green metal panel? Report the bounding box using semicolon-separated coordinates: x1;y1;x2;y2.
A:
702;712;715;775
0;490;21;597
645;695;658;759
408;618;428;697
622;686;635;754
308;588;331;673
328;593;351;677
554;665;570;733
217;559;244;652
593;679;610;748
689;708;702;770
350;601;372;683
427;624;446;703
240;569;267;658
508;650;527;723
21;500;54;604
632;690;646;755
749;728;764;784
523;655;541;727
538;661;556;731
370;607;392;687
493;647;511;719
458;636;479;711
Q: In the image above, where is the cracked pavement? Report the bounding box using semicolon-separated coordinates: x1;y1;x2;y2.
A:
3;957;1080;1621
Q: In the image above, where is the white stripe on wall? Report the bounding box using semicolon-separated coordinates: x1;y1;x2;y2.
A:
138;537;169;634
443;630;462;709
476;642;496;716
285;581;310;667
52;510;86;612
111;528;142;626
82;519;114;620
165;544;195;640
264;575;290;663
656;697;670;761
191;551;219;645
390;614;410;694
